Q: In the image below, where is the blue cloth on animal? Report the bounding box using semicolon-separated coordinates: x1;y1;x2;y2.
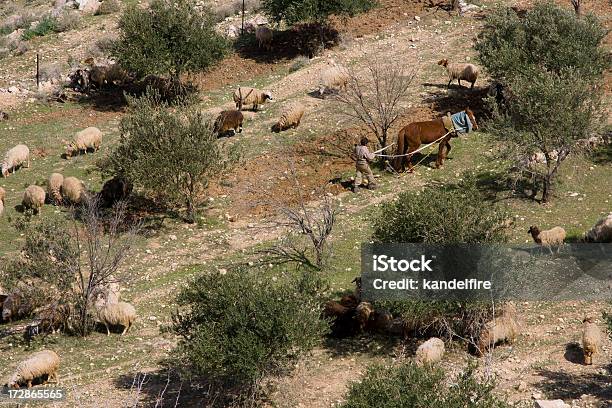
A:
451;111;473;134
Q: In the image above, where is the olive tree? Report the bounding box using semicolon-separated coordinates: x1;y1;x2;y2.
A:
262;0;376;25
107;90;239;222
112;0;228;83
476;3;608;203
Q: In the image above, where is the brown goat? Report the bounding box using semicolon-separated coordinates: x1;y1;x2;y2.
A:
214;110;244;136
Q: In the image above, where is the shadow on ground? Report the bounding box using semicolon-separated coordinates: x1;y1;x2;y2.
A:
535;364;612;401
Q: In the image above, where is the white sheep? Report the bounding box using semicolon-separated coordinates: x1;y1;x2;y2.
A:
61;176;87;204
582;317;601;365
62;127;103;157
272;103;305;132
528;225;566;252
517;150;559;169
415;337;445;366
318;63;349;96
232;87;273;111
22;185;46;214
2;144;30;177
6;350;60;388
477;302;519;355
0;186;5;216
255;25;273;51
437;59;479;89
96;292;136;336
584;213;612;243
47;173;64;205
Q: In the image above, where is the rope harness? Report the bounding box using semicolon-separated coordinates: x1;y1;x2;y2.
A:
374;129;462;159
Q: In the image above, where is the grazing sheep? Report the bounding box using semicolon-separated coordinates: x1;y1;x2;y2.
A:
30;302;71;335
415;337;445;366
528;225;566;252
477;302;519;355
2;144;30;177
318;63;349;96
62;127;103;158
584;213;612;243
437;59;479;89
214;110;244;136
232;87;273;111
22;185;46;214
323;300;360;338
96;296;136;335
355;302;373;331
6;350;60;388
272;103;305;133
255;25;273;51
47;173;64;205
0;186;5;216
582;317;601;365
99;176;132;208
61;176;87;204
2;290;25;322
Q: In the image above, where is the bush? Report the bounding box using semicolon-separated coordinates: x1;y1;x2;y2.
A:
95;0;121;16
112;0;229;81
341;361;514;408
373;176;509;244
22;16;58;40
262;0;376;25
171;269;328;395
476;3;608;82
55;10;81;32
106;89;239;222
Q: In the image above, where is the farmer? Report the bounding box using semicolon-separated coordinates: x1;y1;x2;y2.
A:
352;136;377;192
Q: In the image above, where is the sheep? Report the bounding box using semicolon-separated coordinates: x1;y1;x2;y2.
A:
22;185;46;214
99;176;132;208
0;186;5;216
2;144;30;177
367;309;393;333
232;87;273;111
437;59;479;89
318;63;349;96
47;173;64;205
62;127;103;158
584;213;612;243
582;317;601;365
517;150;559;169
29;302;71;336
355;301;373;331
339;293;359;308
415;337;445;366
2;291;25;322
323;300;350;318
255;25;273;51
214;110;244;136
6;350;60;388
272;103;305;133
88;63;128;90
96;292;136;336
477;302;519;355
61;176;87;204
528;225;566;253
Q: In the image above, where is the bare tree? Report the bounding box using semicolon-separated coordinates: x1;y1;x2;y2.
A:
335;60;415;154
570;0;581;16
70;196;138;336
258;164;336;270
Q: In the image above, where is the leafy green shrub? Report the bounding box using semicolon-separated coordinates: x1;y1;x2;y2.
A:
106;89;239;222
171;269;328;394
373;176;509;244
476;3;608;82
263;0;376;25
95;0;121;16
604;306;612;339
112;0;229;81
341;361;514;408
22;16;57;40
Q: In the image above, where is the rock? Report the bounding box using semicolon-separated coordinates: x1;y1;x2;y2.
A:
414;15;421;21
168;234;177;241
7;86;19;94
534;400;570;408
226;25;240;39
7;29;25;43
55;0;68;8
29;21;40;30
532;392;543;399
517;381;528;391
78;0;101;13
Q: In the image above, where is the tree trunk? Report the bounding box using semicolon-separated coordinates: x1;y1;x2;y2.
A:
542;176;551;203
570;0;581;16
452;0;460;12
